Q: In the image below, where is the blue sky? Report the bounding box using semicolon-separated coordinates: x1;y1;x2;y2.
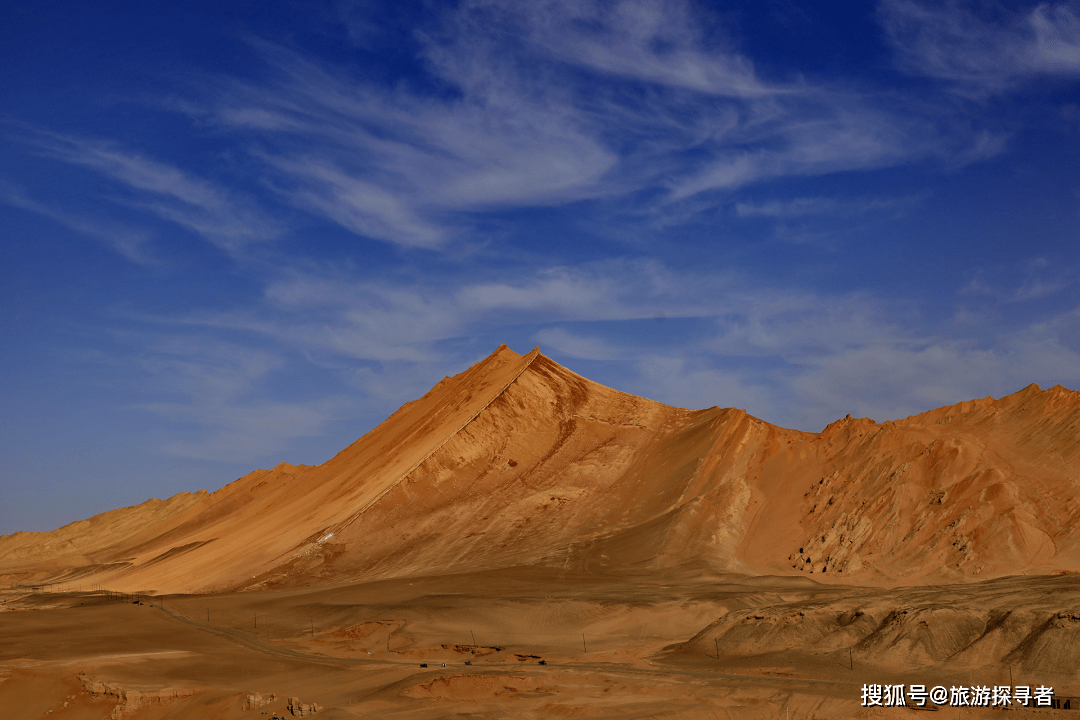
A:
2;0;1079;534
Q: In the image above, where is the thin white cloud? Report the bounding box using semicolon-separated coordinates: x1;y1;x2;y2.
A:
457;269;634;321
959;257;1074;304
667;103;925;201
705;295;908;358
694;293;1080;429
260;155;447;249
620;301;1080;431
449;0;780;98
788;314;1080;429
150;398;343;463
170;260;701;364
196;36;618;248
734;194;922;219
630;354;781;415
5;1;1042;257
129;337;348;462
879;0;1080;93
534;327;621;360
109;254;1080;446
32;134;224;209
18;130;276;250
0;179;154;264
736;196;840;218
166;0;979;246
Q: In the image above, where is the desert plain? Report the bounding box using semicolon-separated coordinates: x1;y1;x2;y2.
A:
2;344;1079;719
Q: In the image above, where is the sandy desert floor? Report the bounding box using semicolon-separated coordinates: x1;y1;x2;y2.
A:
3;567;1078;719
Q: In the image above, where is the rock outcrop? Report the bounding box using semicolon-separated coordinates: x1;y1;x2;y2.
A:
287;695;322;715
78;674;196;719
244;692;277;710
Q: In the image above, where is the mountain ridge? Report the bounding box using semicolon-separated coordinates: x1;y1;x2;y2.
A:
2;345;1077;594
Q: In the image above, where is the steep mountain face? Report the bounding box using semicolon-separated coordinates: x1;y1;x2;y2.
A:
2;345;1078;594
780;384;1080;583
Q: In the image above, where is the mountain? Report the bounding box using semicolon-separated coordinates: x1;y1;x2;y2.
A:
2;344;1078;594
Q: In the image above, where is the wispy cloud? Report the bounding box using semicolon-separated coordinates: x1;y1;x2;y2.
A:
75;244;1080;467
31;133;224;208
15;129;276;251
733;193;920;219
156;0;984;248
705;293;906;358
667;102;927;201
151;397;343;463
447;0;777;97
879;0;1080;93
191;35;618;248
621;298;1080;430
0;179;154;263
789;311;1080;427
959;256;1074;303
534;326;622;360
630;353;781;414
129;337;348;462
144;257;1080;431
164;260;703;364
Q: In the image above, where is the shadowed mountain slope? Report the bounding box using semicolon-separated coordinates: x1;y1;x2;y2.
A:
2;345;1078;594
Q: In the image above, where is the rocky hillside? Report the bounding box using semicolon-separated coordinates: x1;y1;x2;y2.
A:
2;345;1077;593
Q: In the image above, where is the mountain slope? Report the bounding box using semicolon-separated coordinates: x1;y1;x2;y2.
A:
2;345;1078;594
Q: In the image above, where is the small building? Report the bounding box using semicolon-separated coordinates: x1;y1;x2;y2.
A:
1051;695;1078;710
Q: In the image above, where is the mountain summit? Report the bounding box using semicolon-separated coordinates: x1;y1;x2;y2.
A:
3;345;1078;594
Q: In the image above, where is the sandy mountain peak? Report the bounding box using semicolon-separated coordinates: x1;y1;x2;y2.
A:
2;346;1078;595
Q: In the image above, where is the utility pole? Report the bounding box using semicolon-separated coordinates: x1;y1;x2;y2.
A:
715;638;720;660
582;634;587;653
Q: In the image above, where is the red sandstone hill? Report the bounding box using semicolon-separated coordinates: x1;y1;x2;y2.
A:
2;345;1078;594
